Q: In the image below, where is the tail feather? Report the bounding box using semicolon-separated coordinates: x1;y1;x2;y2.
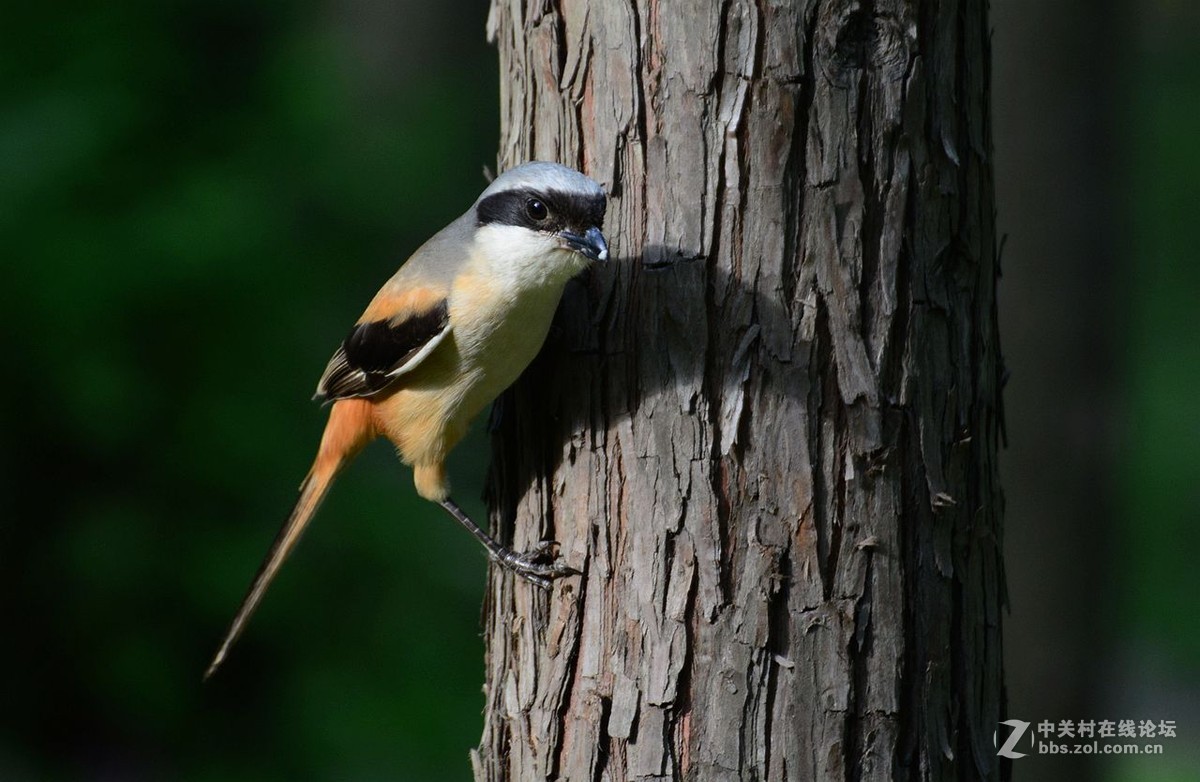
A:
205;399;375;680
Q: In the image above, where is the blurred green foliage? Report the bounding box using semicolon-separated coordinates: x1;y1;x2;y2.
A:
2;2;498;780
1122;33;1200;666
1114;21;1200;781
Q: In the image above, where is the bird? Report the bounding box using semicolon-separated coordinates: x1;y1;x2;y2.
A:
205;161;608;679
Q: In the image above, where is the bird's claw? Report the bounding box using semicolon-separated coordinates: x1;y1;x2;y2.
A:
500;541;579;590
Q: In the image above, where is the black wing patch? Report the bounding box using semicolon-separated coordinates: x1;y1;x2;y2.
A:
315;301;450;402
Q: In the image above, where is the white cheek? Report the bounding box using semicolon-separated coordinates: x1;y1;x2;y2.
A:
477;224;556;263
475;224;581;289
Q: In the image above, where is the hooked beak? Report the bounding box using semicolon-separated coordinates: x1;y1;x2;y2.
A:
559;226;609;263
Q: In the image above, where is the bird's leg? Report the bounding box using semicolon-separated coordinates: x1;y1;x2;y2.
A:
439;498;578;589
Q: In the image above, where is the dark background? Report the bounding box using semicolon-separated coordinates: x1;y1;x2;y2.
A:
1;2;1196;780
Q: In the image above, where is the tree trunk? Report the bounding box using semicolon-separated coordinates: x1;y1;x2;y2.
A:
473;1;1005;780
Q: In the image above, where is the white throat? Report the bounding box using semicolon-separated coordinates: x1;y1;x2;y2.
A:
474;223;588;292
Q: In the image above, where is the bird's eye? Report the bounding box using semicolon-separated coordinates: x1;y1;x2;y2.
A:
526;198;549;222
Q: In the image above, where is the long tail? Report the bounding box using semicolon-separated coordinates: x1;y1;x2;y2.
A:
204;399;376;679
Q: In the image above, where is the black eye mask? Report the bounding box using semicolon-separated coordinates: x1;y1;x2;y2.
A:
476;187;607;234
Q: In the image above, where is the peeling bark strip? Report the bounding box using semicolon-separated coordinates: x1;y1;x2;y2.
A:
473;1;1005;780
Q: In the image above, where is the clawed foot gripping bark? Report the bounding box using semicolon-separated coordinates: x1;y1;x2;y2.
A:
440;498;577;589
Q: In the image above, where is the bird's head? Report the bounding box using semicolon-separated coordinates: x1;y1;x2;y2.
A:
473;162;609;287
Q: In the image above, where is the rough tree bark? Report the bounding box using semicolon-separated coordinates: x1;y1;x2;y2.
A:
473;1;1004;780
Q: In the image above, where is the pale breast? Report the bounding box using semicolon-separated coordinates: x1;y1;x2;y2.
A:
448;269;565;421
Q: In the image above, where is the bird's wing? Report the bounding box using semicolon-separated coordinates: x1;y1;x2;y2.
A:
315;292;451;402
